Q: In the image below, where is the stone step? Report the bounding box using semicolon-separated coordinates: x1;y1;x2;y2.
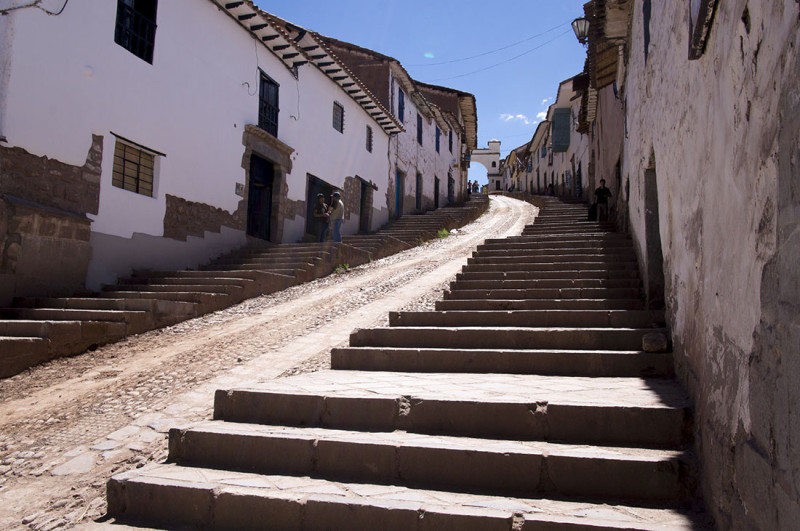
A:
11;296;198;327
457;270;641;280
100;291;230;313
478;240;633;250
450;278;641;290
468;254;638;265
488;234;630;244
473;250;637;261
108;464;702;530
462;261;640;273
0;336;51;378
104;283;238;297
331;346;673;377
211;255;321;266
165;422;690;501
435;298;646;311
0;307;154;335
349;326;665;351
443;287;643;300
388;310;665;329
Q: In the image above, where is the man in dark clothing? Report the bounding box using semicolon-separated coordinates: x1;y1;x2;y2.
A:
312;193;329;242
594;179;612;221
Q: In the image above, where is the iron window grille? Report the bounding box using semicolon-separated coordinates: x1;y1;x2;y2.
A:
416;114;423;145
112;140;155;197
366;125;373;152
398;89;405;123
448;130;453;153
258;72;279;136
333;102;344;133
114;0;157;64
435;127;441;153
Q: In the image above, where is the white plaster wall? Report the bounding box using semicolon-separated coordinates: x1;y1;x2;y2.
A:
388;79;456;214
622;1;800;527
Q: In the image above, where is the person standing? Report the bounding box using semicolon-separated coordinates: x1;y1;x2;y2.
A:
312;193;329;242
594;179;612;221
329;191;344;242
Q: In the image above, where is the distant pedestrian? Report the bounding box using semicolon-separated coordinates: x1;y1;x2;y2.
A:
594;179;612;221
329;191;344;242
472;181;479;193
312;193;329;242
548;182;554;196
466;180;472;196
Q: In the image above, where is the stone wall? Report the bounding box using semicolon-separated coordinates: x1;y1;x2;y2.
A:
621;1;800;527
163;194;246;242
0;135;102;303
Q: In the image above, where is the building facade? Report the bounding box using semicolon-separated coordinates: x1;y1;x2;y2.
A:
579;1;800;527
0;0;475;301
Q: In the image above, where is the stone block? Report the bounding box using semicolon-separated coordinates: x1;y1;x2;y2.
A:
322;395;397;431
642;332;669;352
214;389;326;425
304;495;420;531
106;474;214;526
213;490;304;529
315;439;396;483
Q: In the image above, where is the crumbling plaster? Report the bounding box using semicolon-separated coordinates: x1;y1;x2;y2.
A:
622;1;800;527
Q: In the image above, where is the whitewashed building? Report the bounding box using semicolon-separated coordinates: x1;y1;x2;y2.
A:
318;37;477;217
0;0;401;295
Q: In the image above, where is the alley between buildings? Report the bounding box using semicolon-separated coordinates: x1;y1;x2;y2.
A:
0;195;536;530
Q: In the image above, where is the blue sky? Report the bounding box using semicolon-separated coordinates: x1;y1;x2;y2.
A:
255;1;588;184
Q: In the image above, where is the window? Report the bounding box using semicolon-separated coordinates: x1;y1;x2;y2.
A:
416;113;423;145
448;130;453;153
333;102;344;133
366;125;373;153
435;127;441;153
114;0;158;64
398;89;405;122
112;139;156;197
258;72;279;136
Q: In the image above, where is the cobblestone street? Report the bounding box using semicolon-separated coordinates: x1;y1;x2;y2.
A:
0;196;536;530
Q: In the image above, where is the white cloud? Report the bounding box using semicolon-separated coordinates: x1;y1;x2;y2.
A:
541;97;553;105
499;113;532;125
536;111;547;120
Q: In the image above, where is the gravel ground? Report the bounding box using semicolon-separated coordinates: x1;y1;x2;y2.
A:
0;195;537;530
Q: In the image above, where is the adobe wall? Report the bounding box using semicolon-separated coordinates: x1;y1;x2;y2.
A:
622;1;800;527
0;135;102;303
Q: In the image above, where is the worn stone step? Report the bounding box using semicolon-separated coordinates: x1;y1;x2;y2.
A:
104;283;238;297
15;297;198;327
331;346;673;377
461;263;641;275
0;308;154;335
468;254;638;265
214;370;689;446
443;287;643;301
349;326;666;351
108;464;701;530
435;298;646;311
166;422;690;501
100;291;229;313
212;255;321;267
456;270;641;281
0;336;51;378
450;278;641;290
478;240;633;251
388;310;665;329
473;250;637;261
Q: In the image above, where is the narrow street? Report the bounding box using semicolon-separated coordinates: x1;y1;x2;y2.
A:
0;195;536;530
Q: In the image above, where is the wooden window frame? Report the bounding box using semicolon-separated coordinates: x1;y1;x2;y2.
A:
333;101;345;133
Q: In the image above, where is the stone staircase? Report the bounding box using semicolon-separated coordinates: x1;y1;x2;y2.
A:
0;197;489;379
106;197;707;529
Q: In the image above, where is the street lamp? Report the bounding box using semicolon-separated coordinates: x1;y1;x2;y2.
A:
571;17;590;45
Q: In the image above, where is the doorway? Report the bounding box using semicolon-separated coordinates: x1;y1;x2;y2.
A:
434;176;440;209
415;172;423;211
247;155;274;241
395;169;405;218
644;162;665;309
359;178;372;233
305;174;335;237
447;172;454;204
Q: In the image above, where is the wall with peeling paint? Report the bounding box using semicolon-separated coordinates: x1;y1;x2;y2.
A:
622;1;800;527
